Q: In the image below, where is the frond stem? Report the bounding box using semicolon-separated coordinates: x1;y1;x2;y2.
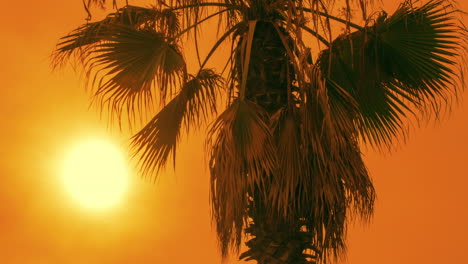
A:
199;22;243;71
299;7;365;31
170;2;240;11
239;20;257;100
170;8;232;40
297;24;330;47
272;23;303;81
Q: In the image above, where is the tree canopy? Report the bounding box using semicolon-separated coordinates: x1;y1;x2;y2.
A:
54;0;467;263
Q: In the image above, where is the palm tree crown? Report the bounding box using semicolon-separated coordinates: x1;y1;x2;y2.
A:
54;0;467;263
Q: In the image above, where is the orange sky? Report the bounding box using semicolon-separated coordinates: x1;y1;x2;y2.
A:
1;0;467;263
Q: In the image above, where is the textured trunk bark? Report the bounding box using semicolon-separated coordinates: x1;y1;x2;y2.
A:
239;21;290;114
240;191;318;264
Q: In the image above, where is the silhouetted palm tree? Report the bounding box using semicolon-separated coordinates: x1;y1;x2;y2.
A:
53;0;466;263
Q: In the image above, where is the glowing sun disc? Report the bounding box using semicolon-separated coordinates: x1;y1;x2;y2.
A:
62;139;129;210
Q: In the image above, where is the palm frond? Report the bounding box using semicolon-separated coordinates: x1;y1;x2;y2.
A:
131;69;222;177
207;98;277;256
88;25;185;117
183;69;223;127
269;107;305;216
55;19;186;120
53;5;180;66
374;0;461;102
317;0;465;148
296;68;375;260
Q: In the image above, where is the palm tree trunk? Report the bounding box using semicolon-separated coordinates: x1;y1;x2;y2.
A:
237;21;317;264
240;190;318;264
239;21;290;114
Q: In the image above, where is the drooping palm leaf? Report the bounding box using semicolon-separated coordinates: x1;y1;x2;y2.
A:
297;68;374;260
207;98;277;256
131;69;222;176
269;107;305;216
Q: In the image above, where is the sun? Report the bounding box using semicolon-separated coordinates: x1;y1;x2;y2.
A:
61;139;129;210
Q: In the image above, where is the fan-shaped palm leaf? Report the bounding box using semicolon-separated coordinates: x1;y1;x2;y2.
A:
54;5;180;65
317;0;464;147
88;25;185;113
53;5;185;118
60;24;185;117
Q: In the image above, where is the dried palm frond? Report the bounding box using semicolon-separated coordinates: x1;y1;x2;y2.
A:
207;98;277;256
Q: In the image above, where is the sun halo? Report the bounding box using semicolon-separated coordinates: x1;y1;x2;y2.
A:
61;139;130;211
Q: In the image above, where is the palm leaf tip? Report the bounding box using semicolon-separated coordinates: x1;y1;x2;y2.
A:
130;96;185;178
182;69;224;127
131;69;223;178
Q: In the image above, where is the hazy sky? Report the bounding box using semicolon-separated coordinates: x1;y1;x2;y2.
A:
1;0;468;263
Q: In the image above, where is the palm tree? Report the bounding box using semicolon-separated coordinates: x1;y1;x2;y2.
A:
53;0;466;263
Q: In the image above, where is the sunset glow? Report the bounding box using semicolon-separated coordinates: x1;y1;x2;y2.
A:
61;139;129;210
2;0;468;263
